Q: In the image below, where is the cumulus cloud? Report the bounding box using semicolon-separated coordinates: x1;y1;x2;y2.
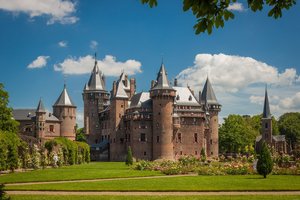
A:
27;56;50;69
54;55;142;76
58;41;67;47
227;2;245;11
90;40;98;50
176;53;299;93
0;0;78;25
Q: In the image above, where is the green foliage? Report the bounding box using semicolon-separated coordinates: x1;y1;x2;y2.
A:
0;83;19;133
0;184;10;200
75;127;86;143
0;131;20;171
219;114;258;154
278;112;300;151
125;146;133;166
141;0;296;35
257;142;273;178
200;148;206;162
248;114;279;135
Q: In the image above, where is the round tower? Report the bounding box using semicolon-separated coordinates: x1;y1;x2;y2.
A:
150;63;175;160
35;99;46;141
53;84;77;141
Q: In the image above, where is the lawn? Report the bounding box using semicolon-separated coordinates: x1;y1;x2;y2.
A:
9;195;300;200
0;162;162;184
5;175;300;191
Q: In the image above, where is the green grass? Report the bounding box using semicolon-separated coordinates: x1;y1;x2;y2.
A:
6;175;300;191
9;195;300;200
0;162;162;184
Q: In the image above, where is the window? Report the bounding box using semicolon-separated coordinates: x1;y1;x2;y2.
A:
195;151;198;155
49;125;54;132
121;105;123;108
210;139;212;145
140;133;146;142
157;136;160;143
265;123;268;129
144;151;147;156
194;133;198;143
178;133;182;143
180;151;183;155
211;152;213;155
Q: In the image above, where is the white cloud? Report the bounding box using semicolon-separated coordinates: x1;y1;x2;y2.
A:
54;55;142;76
76;111;84;128
227;2;244;11
27;56;49;69
176;53;299;93
0;0;78;25
58;41;67;47
90;40;98;50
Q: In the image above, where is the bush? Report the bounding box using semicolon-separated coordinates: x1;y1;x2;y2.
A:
0;184;10;200
257;142;273;178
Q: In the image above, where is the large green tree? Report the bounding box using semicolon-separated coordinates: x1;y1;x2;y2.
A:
219;114;258;154
278;112;300;150
0;83;19;133
141;0;296;35
248;114;279;135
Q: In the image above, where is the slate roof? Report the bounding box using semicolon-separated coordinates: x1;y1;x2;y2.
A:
256;135;262;142
115;77;129;99
173;86;200;106
151;63;173;90
53;85;76;107
273;135;286;142
12;109;59;122
130;92;152;109
85;60;105;91
263;87;271;118
201;77;219;105
36;99;46;113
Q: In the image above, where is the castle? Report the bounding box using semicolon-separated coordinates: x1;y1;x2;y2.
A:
83;58;221;161
13;85;77;142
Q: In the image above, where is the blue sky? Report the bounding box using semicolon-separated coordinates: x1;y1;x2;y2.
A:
0;0;299;127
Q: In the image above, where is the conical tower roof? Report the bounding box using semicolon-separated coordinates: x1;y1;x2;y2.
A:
36;99;46;113
54;84;76;107
263;86;271;118
201;77;219;105
151;63;172;90
86;57;105;91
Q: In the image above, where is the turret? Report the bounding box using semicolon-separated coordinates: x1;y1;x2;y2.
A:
261;86;272;145
150;63;176;160
35;99;46;141
53;84;76;140
82;54;109;144
201;77;221;157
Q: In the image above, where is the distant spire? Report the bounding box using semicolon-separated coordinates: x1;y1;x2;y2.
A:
94;52;97;65
201;77;219;105
54;84;76;107
36;98;46;113
85;53;105;91
263;85;271;118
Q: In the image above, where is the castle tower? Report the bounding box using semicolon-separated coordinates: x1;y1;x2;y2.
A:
83;56;109;144
35;99;46;141
261;86;272;145
201;77;221;157
150;63;176;160
53;84;77;140
110;72;129;160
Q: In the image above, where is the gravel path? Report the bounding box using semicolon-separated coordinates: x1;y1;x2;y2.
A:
7;191;300;196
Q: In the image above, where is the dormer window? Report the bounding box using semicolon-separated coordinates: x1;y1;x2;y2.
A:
189;95;192;101
176;95;180;100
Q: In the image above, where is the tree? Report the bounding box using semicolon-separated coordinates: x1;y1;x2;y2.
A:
257;142;273;178
0;184;10;200
125;146;133;166
141;0;296;35
0;83;19;133
278;112;300;150
75;126;86;143
248;114;279;135
219;114;258;154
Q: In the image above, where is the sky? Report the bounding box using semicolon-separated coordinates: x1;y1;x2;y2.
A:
0;0;299;127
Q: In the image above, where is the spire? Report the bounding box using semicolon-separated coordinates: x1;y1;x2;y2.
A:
201;77;219;105
263;85;271;118
86;54;105;91
54;84;76;107
151;63;172;90
36;98;46;113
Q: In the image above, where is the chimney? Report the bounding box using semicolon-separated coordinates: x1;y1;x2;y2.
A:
102;74;106;88
151;80;156;88
130;78;135;98
174;78;178;86
124;75;128;87
112;81;117;96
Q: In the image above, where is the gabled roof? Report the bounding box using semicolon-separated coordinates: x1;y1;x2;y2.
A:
115;78;129;99
12;109;59;122
263;87;271;118
201;77;219;105
53;84;76;107
119;72;130;90
36;99;46;113
173;86;200;106
273;135;285;142
130;92;152;108
86;59;105;91
151;63;173;90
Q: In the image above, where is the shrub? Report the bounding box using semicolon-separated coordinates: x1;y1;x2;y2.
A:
125;146;133;166
0;184;10;200
257;142;273;178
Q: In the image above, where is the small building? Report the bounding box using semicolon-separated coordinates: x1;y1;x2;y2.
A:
255;87;287;153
